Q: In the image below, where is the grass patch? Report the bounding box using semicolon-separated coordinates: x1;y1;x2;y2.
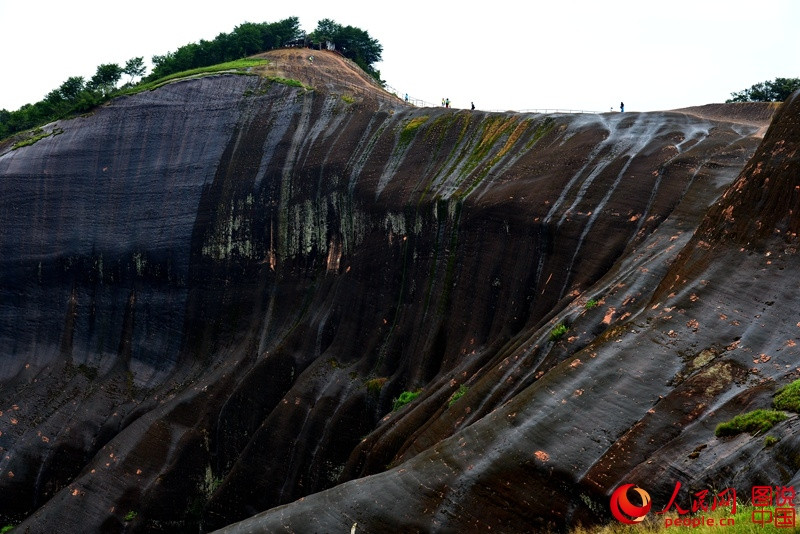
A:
1;526;15;534
448;384;468;407
585;299;599;309
392;390;421;411
773;378;800;412
764;435;779;447
12;127;63;150
714;409;786;437
124;511;137;522
341;94;355;104
119;58;268;96
550;323;568;342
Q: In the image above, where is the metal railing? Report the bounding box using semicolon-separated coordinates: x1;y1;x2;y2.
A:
383;85;601;114
513;108;602;114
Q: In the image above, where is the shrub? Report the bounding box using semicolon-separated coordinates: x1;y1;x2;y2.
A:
773;379;800;412
448;384;468;407
714;409;787;437
764;435;779;447
549;323;568;342
585;299;599;309
392;390;421;411
124;511;137;522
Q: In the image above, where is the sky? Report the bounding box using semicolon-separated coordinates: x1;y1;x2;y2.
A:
0;0;798;113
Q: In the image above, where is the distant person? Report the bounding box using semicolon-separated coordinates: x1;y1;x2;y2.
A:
445;98;450;108
404;93;409;102
442;98;445;107
620;101;624;112
471;102;475;110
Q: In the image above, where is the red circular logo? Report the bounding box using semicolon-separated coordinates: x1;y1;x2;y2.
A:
610;484;652;524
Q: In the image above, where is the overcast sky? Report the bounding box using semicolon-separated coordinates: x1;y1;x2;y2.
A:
1;0;798;113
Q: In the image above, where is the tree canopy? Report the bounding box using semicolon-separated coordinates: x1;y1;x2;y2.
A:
124;57;146;84
1;16;384;141
727;77;800;103
308;19;383;83
148;17;302;80
88;63;123;96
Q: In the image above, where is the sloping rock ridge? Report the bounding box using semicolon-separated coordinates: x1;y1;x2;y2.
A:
0;49;794;532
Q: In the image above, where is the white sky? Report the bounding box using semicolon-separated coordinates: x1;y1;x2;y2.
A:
0;0;798;113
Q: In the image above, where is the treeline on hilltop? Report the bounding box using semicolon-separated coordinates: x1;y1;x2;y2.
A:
0;17;383;141
726;77;800;103
147;18;303;81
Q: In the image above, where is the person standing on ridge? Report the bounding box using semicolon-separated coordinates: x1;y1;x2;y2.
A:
620;102;625;112
471;102;475;110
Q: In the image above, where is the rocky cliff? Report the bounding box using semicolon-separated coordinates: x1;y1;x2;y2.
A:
0;49;795;532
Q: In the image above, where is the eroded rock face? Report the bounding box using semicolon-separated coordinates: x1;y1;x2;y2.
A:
0;49;793;532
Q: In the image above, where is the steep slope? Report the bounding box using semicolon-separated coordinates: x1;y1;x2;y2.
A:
0;48;784;532
220;92;800;533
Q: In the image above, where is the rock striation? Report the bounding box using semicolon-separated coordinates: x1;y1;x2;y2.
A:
0;49;795;532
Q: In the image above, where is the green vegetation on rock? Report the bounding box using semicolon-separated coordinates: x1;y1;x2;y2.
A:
773;378;800;412
365;377;387;394
392;390;421;411
120;59;268;96
11;127;63;150
714;409;786;437
399;116;429;149
550;323;568;342
449;384;468;407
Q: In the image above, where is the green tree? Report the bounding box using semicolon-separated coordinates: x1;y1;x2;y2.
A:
309;19;383;83
88;63;123;95
311;18;340;45
232;22;263;56
146;17;302;81
123;57;146;83
727;77;800;102
59;76;86;101
0;109;10;139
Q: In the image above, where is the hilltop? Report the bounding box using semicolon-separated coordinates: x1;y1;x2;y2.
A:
0;48;796;533
252;48;396;103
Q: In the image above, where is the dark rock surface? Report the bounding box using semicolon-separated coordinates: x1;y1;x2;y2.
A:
0;49;795;532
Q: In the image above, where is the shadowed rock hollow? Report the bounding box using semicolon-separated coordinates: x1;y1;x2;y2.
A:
0;49;796;532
